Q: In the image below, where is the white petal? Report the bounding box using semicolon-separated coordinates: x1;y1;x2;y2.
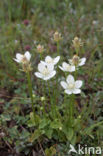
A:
66;75;74;83
60;81;68;89
13;58;21;63
34;72;43;79
38;62;45;72
69;66;75;72
47;64;54;71
62;62;75;72
16;53;23;62
59;65;65;71
65;89;72;95
79;58;86;66
40;61;47;65
75;80;83;88
45;56;52;63
73;89;81;94
62;62;68;69
25;51;31;61
68;59;73;65
53;56;60;65
43;71;56;80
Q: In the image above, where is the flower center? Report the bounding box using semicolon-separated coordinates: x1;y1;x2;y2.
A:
65;65;70;70
46;59;53;64
68;83;75;89
21;56;28;64
42;68;49;76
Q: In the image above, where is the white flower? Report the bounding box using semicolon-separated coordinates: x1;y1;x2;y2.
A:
69;55;86;67
34;62;56;81
60;75;82;94
59;62;75;72
14;51;31;64
41;56;60;66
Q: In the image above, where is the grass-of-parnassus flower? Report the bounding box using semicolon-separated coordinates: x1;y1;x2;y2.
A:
14;51;32;72
14;51;36;118
41;56;60;66
60;75;83;94
69;55;86;67
14;51;31;64
59;62;75;72
35;62;56;80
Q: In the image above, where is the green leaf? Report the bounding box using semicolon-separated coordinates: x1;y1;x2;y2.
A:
63;128;74;141
45;128;53;139
29;129;44;142
45;146;56;156
50;119;62;129
39;118;50;129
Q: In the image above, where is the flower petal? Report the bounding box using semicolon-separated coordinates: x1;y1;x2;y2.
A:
43;70;56;80
69;66;75;72
59;65;64;71
38;62;45;72
66;75;74;83
34;72;43;79
13;58;21;63
62;62;68;69
25;51;31;61
16;53;23;62
79;58;86;66
68;59;73;65
60;81;68;89
73;89;81;94
53;56;60;65
65;89;72;95
75;80;83;88
40;61;47;65
47;64;54;71
45;56;52;63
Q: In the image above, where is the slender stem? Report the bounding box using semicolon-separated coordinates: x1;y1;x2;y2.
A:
75;46;80;56
57;41;59;55
47;81;51;111
69;94;75;127
27;71;35;117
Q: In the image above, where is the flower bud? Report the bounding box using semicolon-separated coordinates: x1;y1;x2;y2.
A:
53;31;62;42
72;55;80;66
59;127;62;130
72;37;83;49
37;44;44;53
40;96;45;101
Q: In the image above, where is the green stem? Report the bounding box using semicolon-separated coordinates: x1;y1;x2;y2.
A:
27;71;35;117
57;41;59;55
69;94;75;127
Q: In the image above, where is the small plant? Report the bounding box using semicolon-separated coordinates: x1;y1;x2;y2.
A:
12;34;103;155
13;35;83;147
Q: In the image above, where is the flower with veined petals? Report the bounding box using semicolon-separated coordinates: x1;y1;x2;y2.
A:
60;75;83;94
41;56;60;66
14;51;31;64
69;55;86;67
59;62;75;72
34;62;56;81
